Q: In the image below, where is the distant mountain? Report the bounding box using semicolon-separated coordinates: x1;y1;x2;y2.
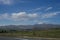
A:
0;24;60;30
32;24;60;30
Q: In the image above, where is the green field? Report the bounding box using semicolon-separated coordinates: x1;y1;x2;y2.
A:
0;28;60;38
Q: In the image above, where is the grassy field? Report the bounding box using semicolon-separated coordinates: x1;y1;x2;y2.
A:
0;29;60;38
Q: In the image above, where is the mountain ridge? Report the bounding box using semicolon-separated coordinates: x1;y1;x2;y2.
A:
0;24;60;30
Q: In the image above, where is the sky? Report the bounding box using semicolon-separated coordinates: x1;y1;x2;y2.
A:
0;0;60;25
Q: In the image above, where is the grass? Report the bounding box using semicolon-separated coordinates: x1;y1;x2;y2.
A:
0;28;60;38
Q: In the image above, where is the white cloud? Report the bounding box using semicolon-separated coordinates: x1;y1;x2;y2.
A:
38;22;44;24
0;12;60;21
34;8;41;11
0;0;28;5
11;12;27;19
45;7;53;11
0;0;13;5
28;7;41;12
0;13;9;19
28;13;38;18
42;12;60;18
11;12;38;21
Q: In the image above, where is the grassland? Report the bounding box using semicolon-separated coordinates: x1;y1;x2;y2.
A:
0;28;60;38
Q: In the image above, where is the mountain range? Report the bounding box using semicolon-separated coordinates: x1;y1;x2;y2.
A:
0;24;60;30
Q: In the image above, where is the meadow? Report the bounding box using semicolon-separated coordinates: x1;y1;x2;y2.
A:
0;28;60;38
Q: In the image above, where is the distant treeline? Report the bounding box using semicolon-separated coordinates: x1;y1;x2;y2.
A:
0;28;60;33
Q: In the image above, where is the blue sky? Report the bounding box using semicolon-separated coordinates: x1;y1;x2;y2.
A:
0;0;60;25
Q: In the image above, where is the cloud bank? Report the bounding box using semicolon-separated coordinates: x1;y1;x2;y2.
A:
0;12;60;21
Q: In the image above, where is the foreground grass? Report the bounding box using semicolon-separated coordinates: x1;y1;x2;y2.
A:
0;29;60;38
